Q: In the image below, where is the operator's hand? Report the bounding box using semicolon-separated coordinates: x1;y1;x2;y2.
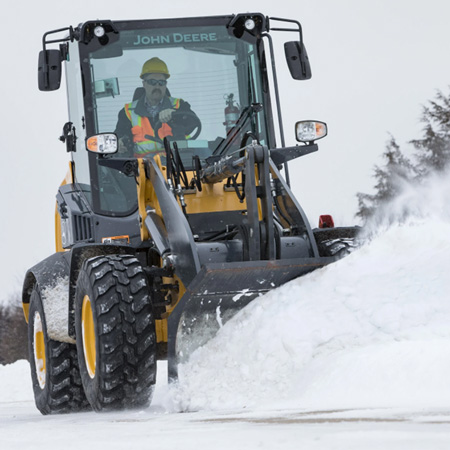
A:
159;108;175;123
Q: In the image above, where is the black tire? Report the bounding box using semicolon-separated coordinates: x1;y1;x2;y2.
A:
313;226;360;258
74;255;157;412
28;286;89;415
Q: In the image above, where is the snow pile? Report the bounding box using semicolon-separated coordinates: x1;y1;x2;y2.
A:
0;360;33;402
172;173;450;412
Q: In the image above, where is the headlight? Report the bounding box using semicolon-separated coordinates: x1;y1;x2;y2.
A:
86;133;118;154
295;121;328;143
244;19;256;30
94;26;106;38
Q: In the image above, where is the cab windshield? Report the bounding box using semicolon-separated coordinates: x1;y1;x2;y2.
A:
81;20;272;215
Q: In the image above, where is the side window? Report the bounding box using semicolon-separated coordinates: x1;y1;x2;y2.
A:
98;166;137;213
66;44;89;189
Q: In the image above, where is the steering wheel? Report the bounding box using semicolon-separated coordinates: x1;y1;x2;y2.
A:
155;110;202;140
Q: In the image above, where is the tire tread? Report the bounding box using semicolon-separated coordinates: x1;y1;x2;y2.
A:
76;255;157;411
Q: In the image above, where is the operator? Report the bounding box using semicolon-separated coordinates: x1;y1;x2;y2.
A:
115;57;199;158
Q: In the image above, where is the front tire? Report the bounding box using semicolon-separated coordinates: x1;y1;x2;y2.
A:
28;286;89;415
75;255;157;412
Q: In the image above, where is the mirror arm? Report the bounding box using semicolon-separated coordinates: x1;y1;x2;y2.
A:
270;144;318;166
42;26;75;50
267;16;303;46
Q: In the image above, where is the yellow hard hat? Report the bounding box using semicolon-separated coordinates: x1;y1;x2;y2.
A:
140;57;170;79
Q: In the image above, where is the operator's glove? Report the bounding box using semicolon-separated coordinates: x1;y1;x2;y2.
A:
159;108;175;123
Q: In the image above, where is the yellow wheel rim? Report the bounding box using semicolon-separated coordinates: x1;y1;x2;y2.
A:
82;295;96;379
33;312;46;389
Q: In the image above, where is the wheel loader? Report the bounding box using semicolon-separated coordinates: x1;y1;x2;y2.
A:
22;13;358;414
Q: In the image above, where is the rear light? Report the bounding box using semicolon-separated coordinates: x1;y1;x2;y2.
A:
319;215;334;228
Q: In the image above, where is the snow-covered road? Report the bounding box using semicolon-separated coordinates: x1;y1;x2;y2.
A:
2;361;450;450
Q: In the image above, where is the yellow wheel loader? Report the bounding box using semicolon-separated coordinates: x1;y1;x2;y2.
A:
23;13;358;414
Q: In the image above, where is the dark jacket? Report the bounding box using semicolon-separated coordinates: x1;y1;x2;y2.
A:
115;94;198;145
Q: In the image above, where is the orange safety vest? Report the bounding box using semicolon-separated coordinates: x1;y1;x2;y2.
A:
124;97;181;157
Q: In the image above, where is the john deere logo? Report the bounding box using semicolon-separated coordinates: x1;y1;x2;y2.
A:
133;33;218;46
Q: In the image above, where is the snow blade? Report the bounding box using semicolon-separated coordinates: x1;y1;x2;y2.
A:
167;257;334;381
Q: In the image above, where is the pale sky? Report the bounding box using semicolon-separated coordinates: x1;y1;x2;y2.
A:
1;0;449;297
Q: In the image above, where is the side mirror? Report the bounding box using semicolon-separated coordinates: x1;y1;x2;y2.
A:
284;41;312;80
38;50;62;91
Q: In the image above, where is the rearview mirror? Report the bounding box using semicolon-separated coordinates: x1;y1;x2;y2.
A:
38;50;62;91
284;41;312;80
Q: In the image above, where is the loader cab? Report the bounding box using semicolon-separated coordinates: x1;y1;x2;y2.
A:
55;15;275;218
40;14;314;247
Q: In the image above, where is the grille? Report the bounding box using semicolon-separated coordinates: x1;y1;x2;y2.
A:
73;214;93;242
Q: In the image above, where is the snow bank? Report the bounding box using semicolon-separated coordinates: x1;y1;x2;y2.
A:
173;172;450;412
0;360;33;402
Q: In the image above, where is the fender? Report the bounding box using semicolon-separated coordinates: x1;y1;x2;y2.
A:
22;252;71;323
22;251;73;342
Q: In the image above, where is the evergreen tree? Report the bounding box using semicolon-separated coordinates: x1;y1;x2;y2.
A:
356;88;450;222
356;137;415;221
410;89;450;176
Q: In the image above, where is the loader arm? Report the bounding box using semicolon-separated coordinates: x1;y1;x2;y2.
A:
131;141;334;379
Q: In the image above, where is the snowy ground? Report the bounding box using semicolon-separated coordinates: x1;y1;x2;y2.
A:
3;361;450;450
2;174;450;449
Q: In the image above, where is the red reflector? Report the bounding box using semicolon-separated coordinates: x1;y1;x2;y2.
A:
319;215;335;228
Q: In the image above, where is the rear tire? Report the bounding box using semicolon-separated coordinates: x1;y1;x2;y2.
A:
74;255;157;412
28;286;89;415
313;227;360;258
